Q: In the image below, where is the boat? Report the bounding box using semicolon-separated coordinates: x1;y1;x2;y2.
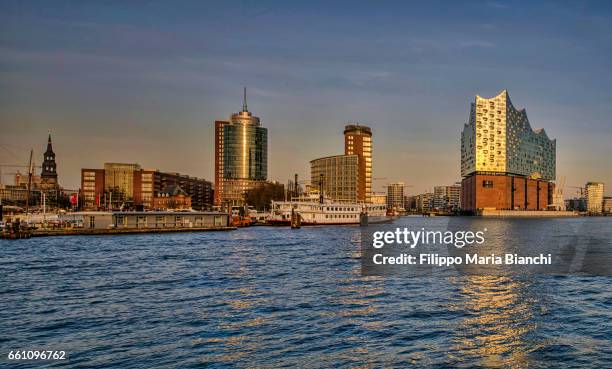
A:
267;193;391;226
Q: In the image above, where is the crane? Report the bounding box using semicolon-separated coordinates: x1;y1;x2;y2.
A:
567;185;585;197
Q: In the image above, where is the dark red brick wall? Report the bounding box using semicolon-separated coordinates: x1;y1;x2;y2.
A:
462;174;554;212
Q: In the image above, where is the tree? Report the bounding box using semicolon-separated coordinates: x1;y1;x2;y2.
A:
244;182;285;211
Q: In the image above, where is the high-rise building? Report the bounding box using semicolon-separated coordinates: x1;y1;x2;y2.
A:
461;90;556;212
386;182;404;211
40;133;59;191
310;155;359;203
344;124;372;203
214;88;268;206
585;182;604;213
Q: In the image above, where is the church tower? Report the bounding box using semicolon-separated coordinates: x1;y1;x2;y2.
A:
40;133;59;190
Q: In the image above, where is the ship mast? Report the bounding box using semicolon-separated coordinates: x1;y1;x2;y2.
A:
25;148;33;216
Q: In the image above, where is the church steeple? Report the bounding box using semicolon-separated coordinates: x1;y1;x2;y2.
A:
46;133;53;153
40;132;58;189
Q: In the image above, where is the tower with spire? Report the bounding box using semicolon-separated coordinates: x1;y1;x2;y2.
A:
40;132;59;190
213;87;268;206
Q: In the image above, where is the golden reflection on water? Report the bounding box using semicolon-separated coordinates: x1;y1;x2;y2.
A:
449;275;539;369
202;248;268;364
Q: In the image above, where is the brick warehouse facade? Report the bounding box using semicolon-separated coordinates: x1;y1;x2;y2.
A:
462;173;554;211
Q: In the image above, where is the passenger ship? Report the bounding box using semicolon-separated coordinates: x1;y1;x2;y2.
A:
267;194;389;225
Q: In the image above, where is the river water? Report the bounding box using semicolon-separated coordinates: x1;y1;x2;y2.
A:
1;217;611;368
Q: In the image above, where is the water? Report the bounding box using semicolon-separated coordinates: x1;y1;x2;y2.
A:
1;217;611;368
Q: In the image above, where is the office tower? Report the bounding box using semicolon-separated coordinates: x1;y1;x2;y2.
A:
344;124;372;203
585;182;604;213
386;182;404;211
310;155;359;203
214;88;268;206
460;90;556;212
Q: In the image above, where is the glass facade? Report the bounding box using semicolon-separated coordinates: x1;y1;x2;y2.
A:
215;91;269;205
223;124;267;180
461;90;556;180
104;163;141;199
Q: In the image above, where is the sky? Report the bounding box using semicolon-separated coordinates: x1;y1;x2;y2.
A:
1;0;611;196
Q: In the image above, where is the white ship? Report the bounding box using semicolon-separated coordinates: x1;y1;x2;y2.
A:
267;194;390;226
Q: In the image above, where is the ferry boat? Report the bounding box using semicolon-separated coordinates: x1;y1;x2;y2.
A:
267;194;390;226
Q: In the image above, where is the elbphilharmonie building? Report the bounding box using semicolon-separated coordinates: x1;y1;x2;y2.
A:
460;90;557;212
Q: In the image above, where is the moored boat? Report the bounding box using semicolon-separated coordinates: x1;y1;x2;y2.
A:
268;194;390;226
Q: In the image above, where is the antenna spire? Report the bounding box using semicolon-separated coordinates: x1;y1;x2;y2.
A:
242;86;248;112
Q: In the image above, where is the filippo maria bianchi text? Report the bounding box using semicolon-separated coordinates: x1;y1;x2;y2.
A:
373;253;552;266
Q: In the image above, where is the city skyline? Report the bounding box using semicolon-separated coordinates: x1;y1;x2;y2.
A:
1;1;612;195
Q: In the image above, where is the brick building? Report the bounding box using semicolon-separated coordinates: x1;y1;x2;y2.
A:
81;165;212;211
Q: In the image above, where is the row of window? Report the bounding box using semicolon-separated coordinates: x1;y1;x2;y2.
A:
326;214;358;219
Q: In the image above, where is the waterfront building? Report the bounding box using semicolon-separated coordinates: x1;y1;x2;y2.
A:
460;90;556;212
310;155;359;203
40;134;59;191
404;195;416;211
81;169;106;209
565;197;586;212
344;124;372;202
433;184;462;211
416;192;434;213
59;211;228;230
603;197;612;214
104;163;141;203
386;182;404;212
585;182;604;213
151;185;191;210
370;192;387;205
81;165;212;211
214;88;268;206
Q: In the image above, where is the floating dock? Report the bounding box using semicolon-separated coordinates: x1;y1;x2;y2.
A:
30;226;236;238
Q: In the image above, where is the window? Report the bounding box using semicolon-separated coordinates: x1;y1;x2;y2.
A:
483;180;494;188
89;216;95;228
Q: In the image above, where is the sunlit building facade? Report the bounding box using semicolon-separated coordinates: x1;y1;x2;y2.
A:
214;88;268;206
81;165;212;211
310;155;359;203
104;163;141;200
433;184;462;211
344;124;372;202
461;90;556;212
585;182;604;213
386;182;404;211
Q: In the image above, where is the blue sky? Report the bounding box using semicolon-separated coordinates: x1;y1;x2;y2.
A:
1;0;611;195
